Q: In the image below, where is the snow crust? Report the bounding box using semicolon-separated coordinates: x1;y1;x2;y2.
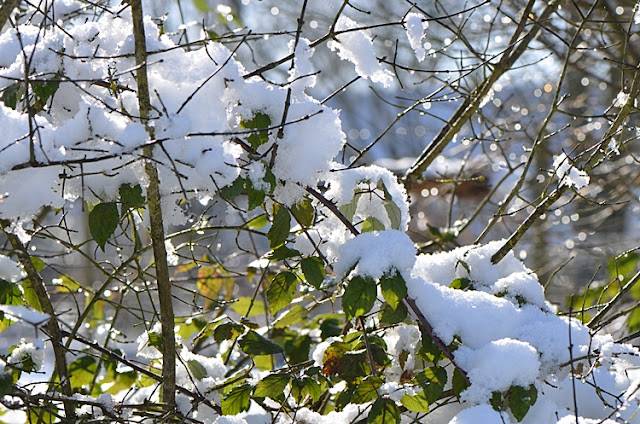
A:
405;13;429;62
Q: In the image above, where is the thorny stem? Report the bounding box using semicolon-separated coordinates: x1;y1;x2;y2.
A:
0;221;76;420
305;188;470;383
129;0;176;411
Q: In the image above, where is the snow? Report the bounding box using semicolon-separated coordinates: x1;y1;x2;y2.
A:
405;13;429;62
0;305;50;325
406;240;640;423
0;254;25;282
328;16;394;87
553;153;589;189
333;230;416;279
6;338;45;371
449;404;510;424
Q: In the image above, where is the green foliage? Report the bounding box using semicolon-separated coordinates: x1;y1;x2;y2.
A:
342;275;376;320
241;112;272;150
119;183;145;212
380;270;407;310
69;356;97;391
221;384;252;415
368;397;400;424
253;373;290;398
301;256;325;288
266;272;298;314
88;202;119;251
267;207;291;248
238;330;284;355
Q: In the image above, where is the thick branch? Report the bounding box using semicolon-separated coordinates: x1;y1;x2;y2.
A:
129;0;176;411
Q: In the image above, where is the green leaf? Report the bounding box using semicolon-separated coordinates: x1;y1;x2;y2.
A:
220;177;245;200
416;366;447;404
284;334;312;364
246;214;268;229
378;301;408;325
450;277;472;290
187;360;208;380
253;373;290;398
401;391;430;412
367;397;400;424
30;257;46;272
241;112;271;150
239;330;283;355
247;179;266;211
230;297;266;317
319;317;342;340
301;256;325;289
267;207;291;248
1;83;20;110
267;246;301;261
213;322;245;343
291;197;314;228
69;356;97;390
0;372;13;397
490;391;503;411
21;280;42;312
89;202;119;251
342;275;376;320
339;193;361;222
452;368;469;398
273;305;308;328
32;79;59;103
29;405;57;424
119;184;146;211
221;383;252;415
266;272;298;314
361;216;385;233
380;271;407;310
352;376;382;404
508;384;537;422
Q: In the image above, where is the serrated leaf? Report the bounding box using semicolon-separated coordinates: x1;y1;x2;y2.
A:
291;197;314;227
220;177;245;200
352;376;382;404
213;322;245;343
338;193;361;222
508;384;537;422
187;360;208;380
221;383;251;415
253;373;290;398
367;397;400;424
267;246;301;261
301;256;325;289
247;179;266;211
361;216;385;233
239;330;283;355
32;79;59;103
89;202;119;251
241;112;271;150
379;301;407;325
401;391;430;412
273;305;308;328
302;377;322;402
380;271;407;310
342;275;376;320
452;367;469;398
267;207;290;248
416;366;447;404
1;83;20;110
284;334;312;364
119;184;145;211
266;272;297;314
